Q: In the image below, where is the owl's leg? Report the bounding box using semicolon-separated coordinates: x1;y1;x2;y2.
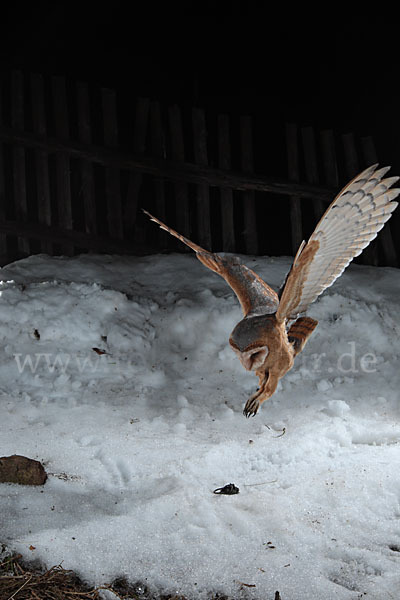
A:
243;387;264;418
243;370;280;418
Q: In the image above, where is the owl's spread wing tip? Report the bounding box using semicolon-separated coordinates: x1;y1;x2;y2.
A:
142;209;168;231
142;208;153;219
142;208;161;228
143;208;206;253
277;163;399;321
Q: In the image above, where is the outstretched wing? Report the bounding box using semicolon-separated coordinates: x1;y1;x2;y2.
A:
143;210;279;316
276;164;399;323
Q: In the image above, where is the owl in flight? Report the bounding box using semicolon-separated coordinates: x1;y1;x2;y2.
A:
144;164;399;417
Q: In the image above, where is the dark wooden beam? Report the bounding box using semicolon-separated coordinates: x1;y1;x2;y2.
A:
0;126;336;202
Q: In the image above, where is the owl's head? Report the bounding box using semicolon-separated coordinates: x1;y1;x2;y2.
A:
229;314;274;371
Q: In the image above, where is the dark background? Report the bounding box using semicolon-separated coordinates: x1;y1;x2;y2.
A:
1;2;400;258
2;3;399;149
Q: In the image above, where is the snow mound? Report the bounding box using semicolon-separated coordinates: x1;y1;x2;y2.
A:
1;252;400;599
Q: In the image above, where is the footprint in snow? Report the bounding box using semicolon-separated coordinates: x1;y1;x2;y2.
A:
94;449;132;488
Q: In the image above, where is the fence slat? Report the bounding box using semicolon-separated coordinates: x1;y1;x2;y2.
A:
342;132;359;178
0;79;7;259
0;73;396;268
150;101;167;245
301;126;325;220
168;105;190;239
192;107;211;249
286;123;303;254
320;130;338;188
240;116;258;254
12;71;29;255
218;114;235;252
102;88;123;239
361;135;397;267
31;73;52;254
77;82;96;236
52;75;74;254
125;97;150;236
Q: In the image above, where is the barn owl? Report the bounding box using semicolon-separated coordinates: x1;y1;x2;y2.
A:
144;164;399;417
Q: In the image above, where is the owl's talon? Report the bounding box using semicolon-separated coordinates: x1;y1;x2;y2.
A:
243;396;260;418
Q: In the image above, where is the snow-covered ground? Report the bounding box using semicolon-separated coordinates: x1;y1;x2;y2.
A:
1;251;400;599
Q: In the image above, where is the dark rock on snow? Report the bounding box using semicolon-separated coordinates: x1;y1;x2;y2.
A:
0;455;47;485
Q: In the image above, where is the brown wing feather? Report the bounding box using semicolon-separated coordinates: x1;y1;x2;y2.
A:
143;210;279;316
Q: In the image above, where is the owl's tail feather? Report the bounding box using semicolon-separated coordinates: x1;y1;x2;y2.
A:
142;210;223;274
287;316;318;356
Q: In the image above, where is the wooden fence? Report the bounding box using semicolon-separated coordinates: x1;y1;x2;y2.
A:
0;70;398;267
